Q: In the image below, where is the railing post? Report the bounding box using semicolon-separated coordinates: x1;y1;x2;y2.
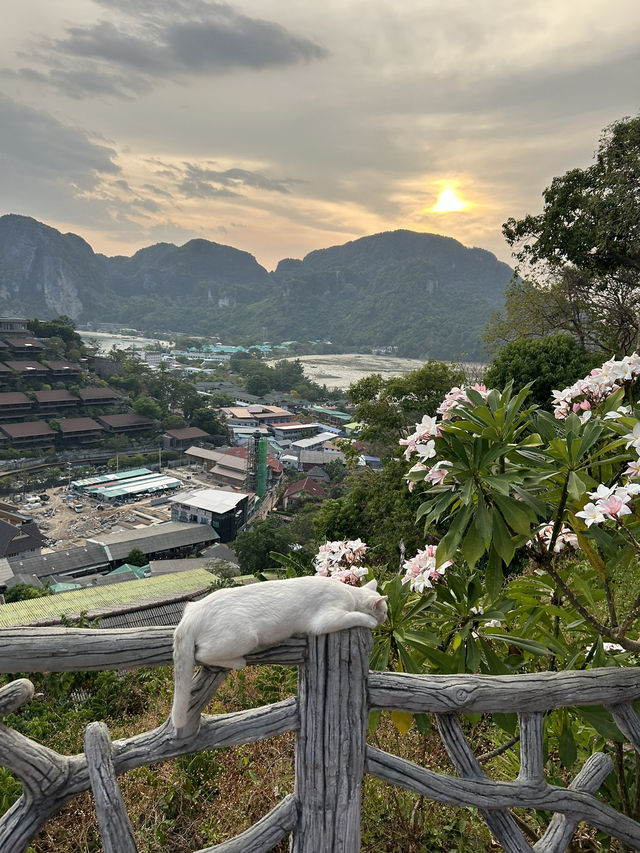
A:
291;627;372;853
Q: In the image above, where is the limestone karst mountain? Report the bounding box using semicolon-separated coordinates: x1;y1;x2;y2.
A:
0;214;513;359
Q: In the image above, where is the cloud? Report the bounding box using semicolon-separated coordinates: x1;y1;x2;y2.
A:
13;1;329;99
0;94;119;191
178;163;302;198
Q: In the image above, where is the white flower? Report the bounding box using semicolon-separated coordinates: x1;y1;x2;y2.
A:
575;502;606;527
624;422;640;451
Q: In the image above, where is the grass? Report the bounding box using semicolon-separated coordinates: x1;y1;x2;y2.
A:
1;664;499;853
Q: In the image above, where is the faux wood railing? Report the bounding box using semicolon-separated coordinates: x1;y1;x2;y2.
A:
2;626;640;852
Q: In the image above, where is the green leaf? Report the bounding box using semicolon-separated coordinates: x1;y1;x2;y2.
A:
489;633;552;656
493;493;531;536
485;547;503;600
461;522;486;568
493;712;518;736
491;509;516;564
576;706;625;742
567;470;586;501
558;711;577;768
475;494;492;544
436;504;473;566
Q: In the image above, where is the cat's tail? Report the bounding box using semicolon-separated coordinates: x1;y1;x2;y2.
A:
171;619;197;731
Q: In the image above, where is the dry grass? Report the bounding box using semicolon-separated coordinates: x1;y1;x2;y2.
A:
11;665;596;853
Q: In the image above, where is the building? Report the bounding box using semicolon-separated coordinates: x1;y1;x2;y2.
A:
32;389;79;415
0;318;29;336
220;404;296;428
97;413;155;433
87;521;219;562
282;477;327;509
0;392;33;421
0;568;214;627
7;543;110;581
162;426;210;450
170;489;250;542
0;420;56;449
305;406;353;429
77;386;122;406
0;502;46;559
58;417;105;445
291;432;342;455
46;360;82;379
5;361;49;379
268;422;323;445
4;337;46;356
184;446;248;487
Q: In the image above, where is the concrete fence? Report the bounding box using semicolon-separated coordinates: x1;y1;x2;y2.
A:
1;626;640;852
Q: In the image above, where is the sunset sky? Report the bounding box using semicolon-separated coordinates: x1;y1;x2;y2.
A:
1;0;639;270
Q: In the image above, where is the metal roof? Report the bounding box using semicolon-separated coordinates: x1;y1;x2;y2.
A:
88;473;181;500
72;468;152;488
291;432;339;449
96;600;190;628
0;568;213;627
8;543;109;578
87;521;219;560
170;488;250;514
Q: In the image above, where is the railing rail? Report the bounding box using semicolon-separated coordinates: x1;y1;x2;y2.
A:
1;626;640;852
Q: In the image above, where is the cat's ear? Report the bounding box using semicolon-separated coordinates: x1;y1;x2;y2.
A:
375;596;388;610
362;579;378;590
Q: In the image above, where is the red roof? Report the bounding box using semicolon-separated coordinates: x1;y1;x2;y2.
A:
283;477;327;500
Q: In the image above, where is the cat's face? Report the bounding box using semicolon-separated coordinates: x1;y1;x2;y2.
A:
360;580;388;624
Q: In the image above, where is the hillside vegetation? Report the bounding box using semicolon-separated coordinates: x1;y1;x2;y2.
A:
0;216;511;360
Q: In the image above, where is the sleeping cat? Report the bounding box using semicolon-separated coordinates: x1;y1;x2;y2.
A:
171;576;387;730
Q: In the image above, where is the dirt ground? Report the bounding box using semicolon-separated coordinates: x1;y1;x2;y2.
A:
16;466;213;550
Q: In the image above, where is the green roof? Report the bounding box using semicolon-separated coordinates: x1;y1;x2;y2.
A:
309;406;352;421
108;563;149;578
0;568;213;627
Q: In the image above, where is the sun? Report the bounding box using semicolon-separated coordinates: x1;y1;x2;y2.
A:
432;189;467;212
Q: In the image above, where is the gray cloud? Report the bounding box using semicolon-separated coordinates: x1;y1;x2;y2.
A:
0;94;119;189
179;164;301;196
15;1;329;99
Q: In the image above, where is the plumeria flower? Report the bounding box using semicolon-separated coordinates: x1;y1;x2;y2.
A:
586;641;625;654
597;494;632;520
401;545;453;593
415;439;437;461
314;539;369;584
589;484;616;502
604;405;633;420
624;459;640;478
575;502;606;527
527;522;579;552
424;461;452;486
484;619;502;628
624;422;640;452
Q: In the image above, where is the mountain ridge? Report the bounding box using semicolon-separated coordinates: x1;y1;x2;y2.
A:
0;214;512;359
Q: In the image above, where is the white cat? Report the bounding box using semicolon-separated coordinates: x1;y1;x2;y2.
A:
171;576;387;730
